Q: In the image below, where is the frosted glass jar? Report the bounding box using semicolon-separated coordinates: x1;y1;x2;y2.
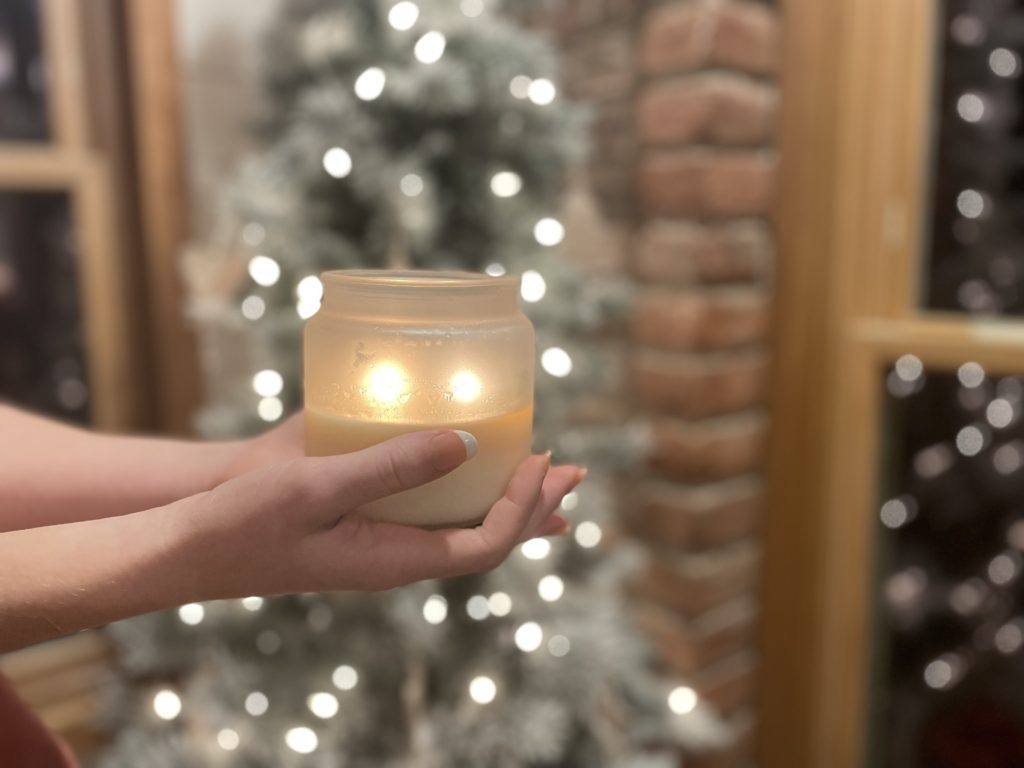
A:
304;270;535;528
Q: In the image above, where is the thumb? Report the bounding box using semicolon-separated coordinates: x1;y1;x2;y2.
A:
334;429;478;508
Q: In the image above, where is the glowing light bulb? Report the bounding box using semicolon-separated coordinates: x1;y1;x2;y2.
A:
241;596;263;611
541;347;572;378
153;689;182;720
894;354;923;382
575;521;602;548
958;361;986;387
248;255;281;286
323;147;353;178
488;592;512;616
307;692;339;719
450;370;482;402
956;425;985;456
527;78;556;105
668;686;698;714
469;675;497;704
510;75;532;99
521;537;551;560
296;275;323;303
490;171;522;197
461;0;484;16
485;262;506;276
548;635;571;657
241;295;265;320
990;48;1019;78
538;574;564;601
253;369;284;397
533;217;565;246
217;728;240;751
987;398;1014;428
365;363;408;405
178;603;204;625
466;595;490;620
520;270;546;302
285;727;318;754
514;621;543;652
561;491;579;511
414;31;446;64
957;92;985;122
354;67;386;100
956;190;985;219
258;397;284;422
400;173;424;197
388;1;419;30
244;691;269;716
332;665;358;691
423;595;448;624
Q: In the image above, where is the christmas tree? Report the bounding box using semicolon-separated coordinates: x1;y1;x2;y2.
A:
99;1;729;765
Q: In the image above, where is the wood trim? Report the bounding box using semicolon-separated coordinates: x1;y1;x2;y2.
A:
124;0;202;435
1;631;114;759
39;0;89;148
759;0;846;764
75;160;148;431
765;0;1015;765
0;148;93;187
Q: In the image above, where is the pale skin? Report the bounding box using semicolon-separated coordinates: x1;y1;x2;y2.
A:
0;404;583;653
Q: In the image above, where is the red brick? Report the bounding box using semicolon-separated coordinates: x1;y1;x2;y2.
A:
714;1;780;75
649;412;768;481
633;597;757;675
631;287;770;351
692;652;757;716
636;541;759;617
638;150;776;217
638;1;714;76
639;1;780;77
631;477;762;549
629;348;769;418
632;221;773;285
638;75;778;147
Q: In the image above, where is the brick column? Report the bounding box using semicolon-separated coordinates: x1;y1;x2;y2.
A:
629;1;778;765
550;1;780;765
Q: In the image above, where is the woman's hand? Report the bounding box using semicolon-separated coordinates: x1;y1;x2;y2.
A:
0;428;583;651
180;429;582;599
219;412;306;480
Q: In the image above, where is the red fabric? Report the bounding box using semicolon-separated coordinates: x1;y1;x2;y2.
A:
0;673;77;768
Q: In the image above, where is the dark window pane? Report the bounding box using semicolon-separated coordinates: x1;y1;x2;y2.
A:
0;191;89;423
925;1;1024;315
870;362;1024;767
0;0;48;141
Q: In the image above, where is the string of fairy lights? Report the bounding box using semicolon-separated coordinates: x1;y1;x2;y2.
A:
148;1;704;757
151;493;695;755
884;355;1024;695
239;0;573;427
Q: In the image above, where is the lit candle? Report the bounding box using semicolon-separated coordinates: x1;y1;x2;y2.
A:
304;270;534;528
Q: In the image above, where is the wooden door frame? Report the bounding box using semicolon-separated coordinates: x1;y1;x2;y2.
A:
760;0;954;765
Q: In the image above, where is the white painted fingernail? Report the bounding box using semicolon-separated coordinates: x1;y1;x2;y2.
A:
454;430;478;459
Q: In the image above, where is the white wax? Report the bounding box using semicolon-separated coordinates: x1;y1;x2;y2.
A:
305;406;532;527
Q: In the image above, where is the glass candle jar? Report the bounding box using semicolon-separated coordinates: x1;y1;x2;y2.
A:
304;270;535;528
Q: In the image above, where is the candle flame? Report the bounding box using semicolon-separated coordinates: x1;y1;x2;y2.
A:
365;363;408;405
450;370;482;402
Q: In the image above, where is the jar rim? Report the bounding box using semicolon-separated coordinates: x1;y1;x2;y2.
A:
321;269;518;290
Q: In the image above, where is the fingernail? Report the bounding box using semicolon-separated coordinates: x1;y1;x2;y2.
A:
542;450;552;467
453;430;479;460
573;467;588;487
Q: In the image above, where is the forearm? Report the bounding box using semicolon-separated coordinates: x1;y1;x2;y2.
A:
0;404;239;530
0;498;199;652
